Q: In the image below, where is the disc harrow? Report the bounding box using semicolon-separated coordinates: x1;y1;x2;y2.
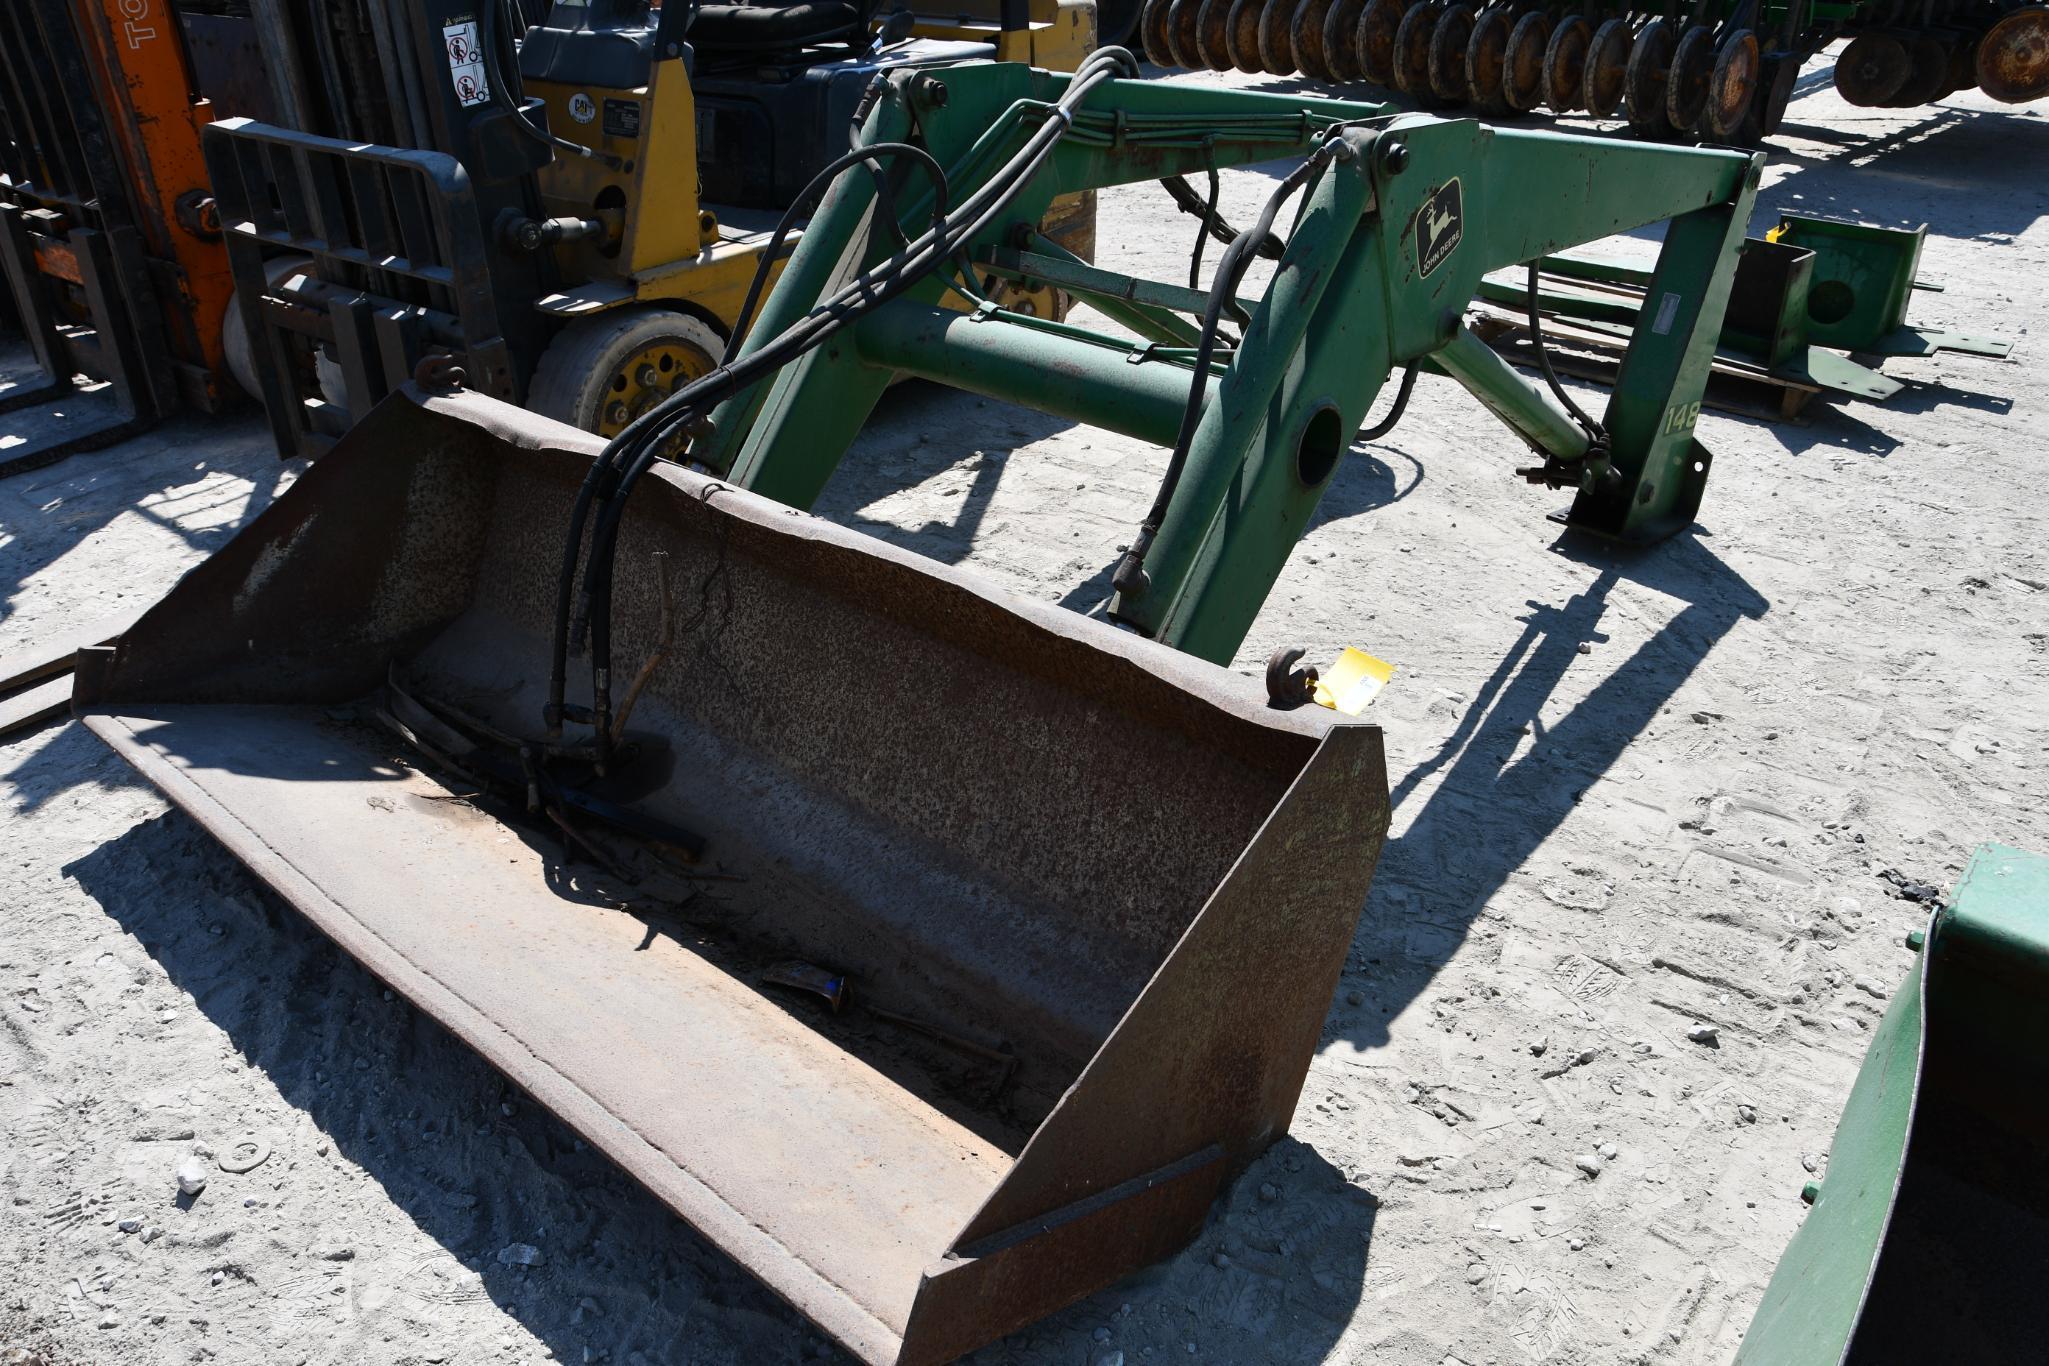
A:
1141;0;2049;139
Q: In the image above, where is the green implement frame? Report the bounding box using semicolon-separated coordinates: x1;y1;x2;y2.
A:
697;62;1761;665
1474;213;2011;412
1738;844;2049;1363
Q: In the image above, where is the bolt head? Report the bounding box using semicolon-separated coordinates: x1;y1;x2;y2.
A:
1380;141;1411;175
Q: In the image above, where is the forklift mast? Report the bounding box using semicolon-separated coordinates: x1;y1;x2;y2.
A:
239;0;564;395
0;0;238;475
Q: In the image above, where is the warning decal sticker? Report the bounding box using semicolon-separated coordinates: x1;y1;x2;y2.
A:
444;16;491;108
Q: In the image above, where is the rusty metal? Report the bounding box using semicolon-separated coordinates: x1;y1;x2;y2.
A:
1219;0;1263;69
1194;0;1239;69
1393;0;1438;91
1584;16;1634;115
1165;0;1207;68
1504;11;1553;110
1542;14;1593;110
1292;0;1344;79
1321;0;1371;79
1141;0;1176;62
1264;645;1319;706
0;610;140;739
1890;32;1954;106
1430;3;1479;99
1467;3;1514;112
1356;0;1406;84
1259;0;1302;72
413;354;469;391
1666;23;1717;130
1835;30;1912;104
1706;29;1761;139
1944;31;1980;96
1977;7;2049;103
1624;15;1676;134
75;386;1392;1366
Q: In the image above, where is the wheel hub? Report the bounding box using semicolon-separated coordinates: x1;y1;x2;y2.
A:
599;340;713;439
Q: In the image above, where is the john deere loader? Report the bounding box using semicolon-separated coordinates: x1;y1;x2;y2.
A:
81;42;1781;1365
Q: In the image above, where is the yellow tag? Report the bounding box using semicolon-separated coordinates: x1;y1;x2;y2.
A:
1312;647;1395;715
1764;221;1788;244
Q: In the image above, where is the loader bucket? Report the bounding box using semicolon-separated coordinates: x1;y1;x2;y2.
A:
1737;843;2049;1364
74;387;1390;1366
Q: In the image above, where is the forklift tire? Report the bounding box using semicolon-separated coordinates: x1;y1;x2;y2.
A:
1100;0;1144;48
527;307;726;440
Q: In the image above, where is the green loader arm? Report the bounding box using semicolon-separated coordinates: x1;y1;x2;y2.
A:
699;62;1761;665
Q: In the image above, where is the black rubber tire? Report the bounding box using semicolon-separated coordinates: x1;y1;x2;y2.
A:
1100;0;1144;48
526;307;726;436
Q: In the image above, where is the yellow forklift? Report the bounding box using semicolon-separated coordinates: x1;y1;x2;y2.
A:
210;0;1095;457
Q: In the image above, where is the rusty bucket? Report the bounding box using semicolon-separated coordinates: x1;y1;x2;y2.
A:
74;387;1389;1364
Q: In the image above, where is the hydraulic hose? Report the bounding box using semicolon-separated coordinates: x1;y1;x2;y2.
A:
544;48;1141;753
1359;363;1418;441
1521;260;1610;482
1109;138;1340;603
580;50;1135;756
545;139;954;736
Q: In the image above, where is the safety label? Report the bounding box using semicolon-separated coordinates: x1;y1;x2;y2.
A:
443;16;491;108
1651;291;1682;335
604;98;643;140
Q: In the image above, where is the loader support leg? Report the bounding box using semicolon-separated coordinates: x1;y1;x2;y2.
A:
1566;189;1755;542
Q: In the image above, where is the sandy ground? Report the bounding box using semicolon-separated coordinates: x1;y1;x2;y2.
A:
2;54;2045;1366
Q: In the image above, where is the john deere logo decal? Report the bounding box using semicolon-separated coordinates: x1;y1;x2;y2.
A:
1412;178;1464;279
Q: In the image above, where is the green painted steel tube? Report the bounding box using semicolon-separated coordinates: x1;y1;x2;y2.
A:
1475;275;1644;329
1002;234;1205;347
855;300;1194;447
1432;326;1592;464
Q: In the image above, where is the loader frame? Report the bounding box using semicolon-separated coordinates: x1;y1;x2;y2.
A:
699;63;1762;664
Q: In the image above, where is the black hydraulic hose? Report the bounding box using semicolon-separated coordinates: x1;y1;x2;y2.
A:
1359;362;1419;442
1187;149;1220;291
1525;261;1603;436
547;48;1139;749
726;141;952;359
1160;175;1286;260
581;55;1133;755
481;0;626;169
1110;141;1338;601
546;139;953;734
1524;264;1598;466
